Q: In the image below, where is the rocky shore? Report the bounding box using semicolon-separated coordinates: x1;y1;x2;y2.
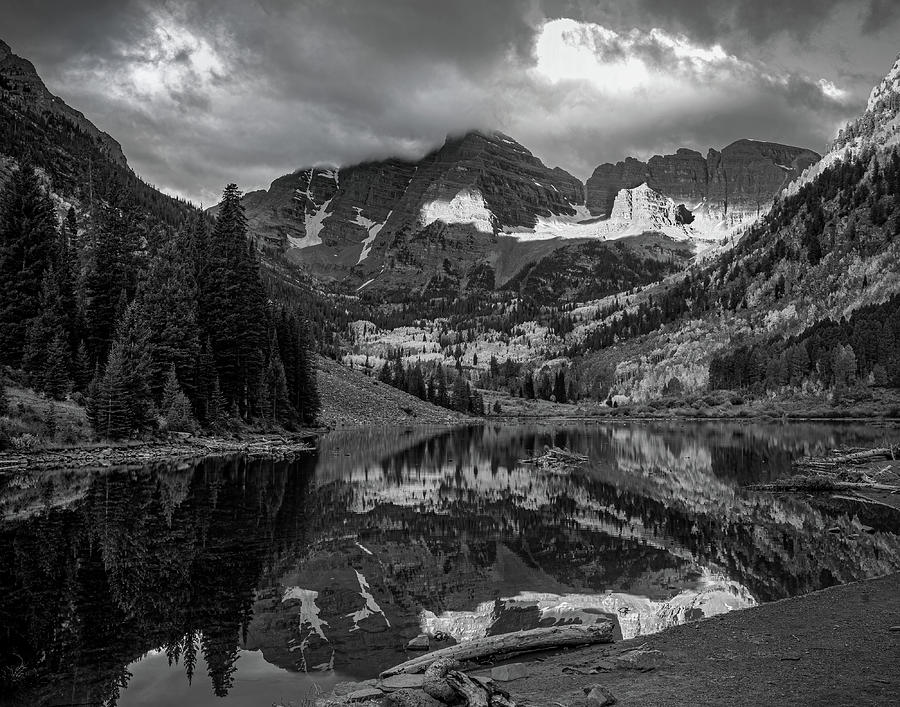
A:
0;432;317;473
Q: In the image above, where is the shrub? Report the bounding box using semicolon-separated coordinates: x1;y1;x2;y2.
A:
11;433;38;451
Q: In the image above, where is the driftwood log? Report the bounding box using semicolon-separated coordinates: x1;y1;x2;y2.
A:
381;623;614;678
446;671;490;707
795;447;898;470
749;479;899;493
520;446;588;466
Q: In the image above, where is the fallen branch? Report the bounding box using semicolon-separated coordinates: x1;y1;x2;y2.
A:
380;623;614;677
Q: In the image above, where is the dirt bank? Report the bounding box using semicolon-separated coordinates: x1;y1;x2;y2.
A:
502;572;900;706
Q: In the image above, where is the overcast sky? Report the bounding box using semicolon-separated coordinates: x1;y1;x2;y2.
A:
3;0;899;205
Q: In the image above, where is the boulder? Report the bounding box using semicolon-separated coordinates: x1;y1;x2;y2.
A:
407;634;430;651
346;687;385;703
612;648;663;671
381;674;425;692
582;684;617;706
383;689;445;706
490;662;529;682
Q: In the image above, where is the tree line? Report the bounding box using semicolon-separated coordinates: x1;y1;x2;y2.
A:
709;290;900;394
0;166;319;439
375;349;486;415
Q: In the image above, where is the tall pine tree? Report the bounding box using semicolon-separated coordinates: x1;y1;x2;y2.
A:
0;163;58;365
199;185;266;419
135;232;200;404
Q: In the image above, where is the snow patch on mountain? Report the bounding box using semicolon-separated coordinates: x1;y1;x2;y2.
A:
288;197;333;250
346;569;391;631
357;209;391;264
420;188;495;233
420;569;755;642
501;183;727;247
282;586;329;643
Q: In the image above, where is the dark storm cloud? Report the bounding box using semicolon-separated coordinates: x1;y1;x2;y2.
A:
627;0;846;44
862;0;900;34
1;0;897;203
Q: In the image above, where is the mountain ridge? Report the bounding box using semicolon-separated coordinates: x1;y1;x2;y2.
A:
234;129;818;300
0;39;127;167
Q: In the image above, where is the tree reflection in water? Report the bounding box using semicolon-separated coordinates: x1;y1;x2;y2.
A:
1;421;899;706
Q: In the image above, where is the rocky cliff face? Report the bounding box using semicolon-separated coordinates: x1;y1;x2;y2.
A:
0;39;127;167
831;53;900;155
586;140;820;230
238;131;819;300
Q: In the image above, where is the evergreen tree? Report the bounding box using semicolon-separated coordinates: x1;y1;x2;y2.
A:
42;333;73;400
207;375;227;427
409;363;427;400
22;267;72;394
274;309;319;425
89;303;153;438
523;373;535;400
451;376;470;413
434;366;448;407
378;359;393;384
262;336;290;425
554;370;567;403
199;185;266;419
832;344;857;392
89;344;133;439
0;163;58;365
162;366;197;433
73;341;93;392
135;233;200;403
82;195;145;362
43;401;57;439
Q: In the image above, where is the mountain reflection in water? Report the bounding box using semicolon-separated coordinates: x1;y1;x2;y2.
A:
1;421;899;706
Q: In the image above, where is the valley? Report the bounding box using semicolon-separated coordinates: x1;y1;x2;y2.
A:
0;9;899;707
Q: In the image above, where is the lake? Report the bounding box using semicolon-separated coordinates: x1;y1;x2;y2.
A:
2;421;900;706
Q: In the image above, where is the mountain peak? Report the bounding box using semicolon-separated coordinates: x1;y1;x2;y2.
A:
0;39;11;59
867;51;900;112
443;129;531;154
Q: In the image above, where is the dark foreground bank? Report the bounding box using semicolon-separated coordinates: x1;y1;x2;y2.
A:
316;573;900;706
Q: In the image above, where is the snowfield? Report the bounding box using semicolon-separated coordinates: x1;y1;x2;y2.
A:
420;188;495;233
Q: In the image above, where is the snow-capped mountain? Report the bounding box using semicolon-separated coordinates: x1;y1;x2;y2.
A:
586;140;820;232
234;131;818;300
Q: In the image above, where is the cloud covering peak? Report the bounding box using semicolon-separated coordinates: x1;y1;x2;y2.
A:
2;0;897;204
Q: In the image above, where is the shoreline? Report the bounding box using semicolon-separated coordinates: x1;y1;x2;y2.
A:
0;432;319;473
4;414;900;473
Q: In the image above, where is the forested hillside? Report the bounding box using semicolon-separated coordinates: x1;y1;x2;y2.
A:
575;143;900;402
0;170;319;445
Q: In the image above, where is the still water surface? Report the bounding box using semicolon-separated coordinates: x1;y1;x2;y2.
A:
2;421;900;706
